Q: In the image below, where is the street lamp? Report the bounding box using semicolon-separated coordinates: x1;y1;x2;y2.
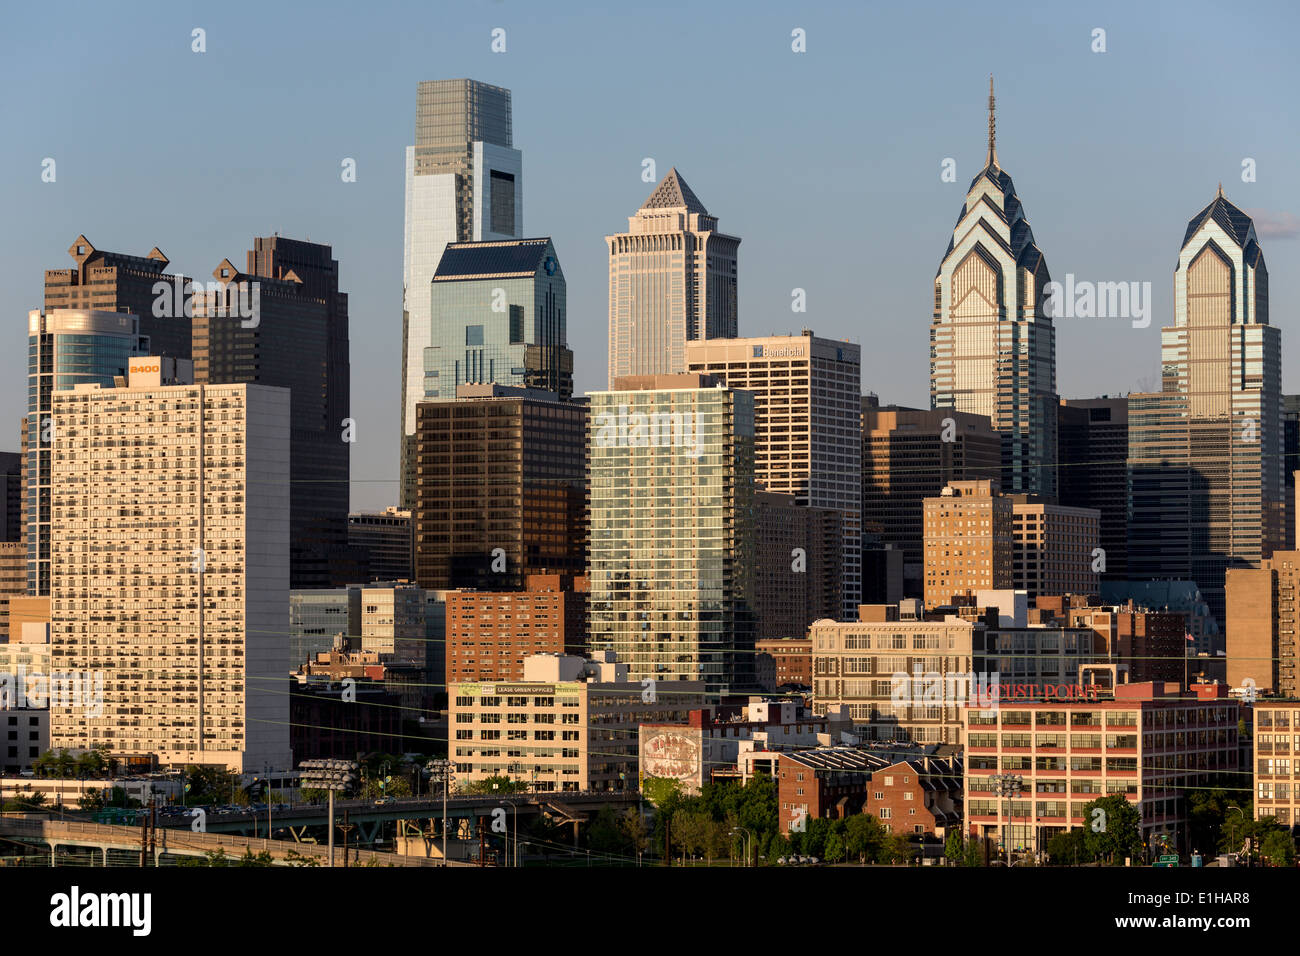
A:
731;827;753;868
1227;805;1245;865
990;773;1023;867
501;799;519;868
427;759;450;866
298;759;359;868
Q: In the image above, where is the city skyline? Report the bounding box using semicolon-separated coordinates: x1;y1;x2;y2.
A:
3;0;1300;892
6;0;1299;512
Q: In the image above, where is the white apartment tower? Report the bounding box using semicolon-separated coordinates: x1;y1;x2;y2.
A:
49;366;291;772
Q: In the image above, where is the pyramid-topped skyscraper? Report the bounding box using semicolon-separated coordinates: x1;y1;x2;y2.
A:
606;168;740;386
930;78;1058;496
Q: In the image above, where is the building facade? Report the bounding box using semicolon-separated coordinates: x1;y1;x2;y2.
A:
49;373;291;772
400;79;523;509
810;603;1103;745
450;653;702;792
964;683;1239;854
1010;497;1100;600
754;492;842;640
289;588;361;670
43;235;192;360
192;236;353;589
26;309;148;595
1058;397;1129;578
755;637;814;692
923;480;1013;608
587;375;756;695
348;508;413;582
686;331;862;617
606;169;739;386
1128;189;1283;630
445;574;588;684
1226;551;1300;695
930;82;1057;497
862;403;1002;597
1253;701;1300;830
424;237;572;402
414;385;586;591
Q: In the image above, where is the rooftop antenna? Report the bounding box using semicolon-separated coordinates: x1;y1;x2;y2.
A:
987;74;998;169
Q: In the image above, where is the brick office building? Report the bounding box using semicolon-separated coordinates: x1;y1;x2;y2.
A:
963;681;1239;855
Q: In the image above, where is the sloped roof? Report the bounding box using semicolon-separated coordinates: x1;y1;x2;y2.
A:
1182;190;1254;250
640;168;708;215
433;238;554;280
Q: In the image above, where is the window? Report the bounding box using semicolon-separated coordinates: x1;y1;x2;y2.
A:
466;325;485;347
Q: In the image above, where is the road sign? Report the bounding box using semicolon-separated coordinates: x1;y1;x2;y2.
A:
1155;854;1179;867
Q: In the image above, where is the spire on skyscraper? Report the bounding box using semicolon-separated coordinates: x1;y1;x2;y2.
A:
987;75;998;170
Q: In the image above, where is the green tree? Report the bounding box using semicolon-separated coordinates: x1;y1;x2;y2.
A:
944;829;964;864
619;808;650;857
824;831;846;864
1081;795;1143;865
1260;828;1296;867
1045;827;1091;865
183;765;242;805
457;775;528;796
765;830;793;865
846;813;887;864
883;831;914;864
586;807;627;856
641;776;681;807
235;848;275;867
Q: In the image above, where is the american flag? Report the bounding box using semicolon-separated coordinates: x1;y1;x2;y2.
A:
1185;631;1196;643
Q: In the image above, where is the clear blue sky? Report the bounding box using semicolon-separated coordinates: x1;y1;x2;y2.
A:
2;0;1297;510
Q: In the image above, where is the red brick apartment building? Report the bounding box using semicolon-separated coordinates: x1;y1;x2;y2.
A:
776;747;962;838
444;573;588;684
963;682;1239;854
755;637;812;691
862;757;963;838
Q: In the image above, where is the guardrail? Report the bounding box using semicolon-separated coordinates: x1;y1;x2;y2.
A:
0;816;442;867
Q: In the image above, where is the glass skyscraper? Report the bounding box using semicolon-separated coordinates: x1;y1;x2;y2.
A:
587;375;756;697
26;309;144;595
400;79;523;508
930;80;1057;496
424;238;572;400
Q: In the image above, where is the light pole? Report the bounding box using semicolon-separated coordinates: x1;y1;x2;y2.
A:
501;799;519;867
1227;805;1245;864
427;759;450;866
731;827;753;868
298;759;359;868
991;773;1023;866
